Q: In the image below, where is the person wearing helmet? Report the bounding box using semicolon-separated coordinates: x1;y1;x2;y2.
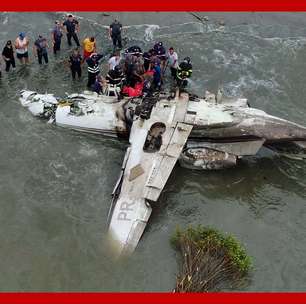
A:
63;14;80;47
14;32;29;64
176;56;193;89
86;52;104;88
106;64;125;86
125;45;142;56
153;41;167;69
109;19;123;50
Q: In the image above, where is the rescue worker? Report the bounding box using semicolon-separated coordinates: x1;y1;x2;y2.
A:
14;32;29;64
51;21;63;54
108;51;121;70
167;47;178;79
33;35;49;65
63;14;80;47
82;36;96;61
176;56;192;89
124;45;142;56
2;40;16;72
106;65;125;86
94;75;106;95
109;19;122;50
86;52;104;88
143;49;153;72
149;49;160;70
153;41;167;69
125;54;142;88
68;48;82;80
152;61;162;91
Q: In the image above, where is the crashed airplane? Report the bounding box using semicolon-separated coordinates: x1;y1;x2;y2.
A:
20;87;306;256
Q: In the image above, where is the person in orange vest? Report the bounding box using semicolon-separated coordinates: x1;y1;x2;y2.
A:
82;36;96;62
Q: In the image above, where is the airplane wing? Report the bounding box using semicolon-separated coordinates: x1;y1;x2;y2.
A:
108;93;192;256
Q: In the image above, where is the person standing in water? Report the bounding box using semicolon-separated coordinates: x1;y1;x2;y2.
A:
68;48;82;80
63;14;80;47
33;35;49;65
14;32;29;65
2;40;16;72
51;20;63;55
109;18;123;50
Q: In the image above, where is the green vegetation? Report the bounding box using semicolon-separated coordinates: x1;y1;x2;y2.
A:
171;225;252;292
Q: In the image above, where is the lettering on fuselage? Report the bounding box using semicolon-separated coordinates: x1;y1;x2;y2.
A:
117;200;136;221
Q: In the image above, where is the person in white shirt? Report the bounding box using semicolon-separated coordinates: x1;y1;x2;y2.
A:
14;32;29;64
108;51;121;70
167;47;178;79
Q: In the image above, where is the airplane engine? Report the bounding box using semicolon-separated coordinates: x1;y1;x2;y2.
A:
179;146;237;170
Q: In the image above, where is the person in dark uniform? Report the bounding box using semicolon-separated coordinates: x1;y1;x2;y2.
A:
63;14;80;47
153;42;167;70
109;19;122;50
51;21;63;54
68;48;82;80
176;56;193;89
106;65;125;86
143;49;153;72
2;40;16;72
33;35;49;64
86;52;104;88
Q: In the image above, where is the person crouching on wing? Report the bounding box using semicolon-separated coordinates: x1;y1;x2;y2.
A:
106;65;125;86
176;57;192;90
94;75;107;95
86;52;104;88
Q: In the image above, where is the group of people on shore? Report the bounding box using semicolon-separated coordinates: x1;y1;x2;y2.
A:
1;14;193;97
